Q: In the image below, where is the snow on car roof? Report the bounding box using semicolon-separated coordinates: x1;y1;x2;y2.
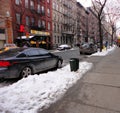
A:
59;44;70;47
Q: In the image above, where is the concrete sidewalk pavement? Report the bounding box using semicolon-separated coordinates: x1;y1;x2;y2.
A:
40;47;120;113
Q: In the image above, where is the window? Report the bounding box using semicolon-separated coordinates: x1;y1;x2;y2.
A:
25;0;29;8
54;24;56;32
37;4;41;13
15;0;20;5
26;16;29;26
38;49;49;55
30;0;34;10
26;50;40;57
48;22;50;30
41;6;45;14
38;19;41;27
16;13;21;24
31;17;35;26
56;4;58;11
47;9;50;17
53;2;56;9
42;20;45;27
47;0;50;3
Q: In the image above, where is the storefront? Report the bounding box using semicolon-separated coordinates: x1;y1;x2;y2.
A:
30;30;51;49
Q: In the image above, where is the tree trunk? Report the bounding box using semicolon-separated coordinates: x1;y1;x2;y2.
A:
99;19;103;52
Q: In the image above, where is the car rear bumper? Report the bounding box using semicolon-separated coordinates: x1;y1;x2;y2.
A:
0;67;19;79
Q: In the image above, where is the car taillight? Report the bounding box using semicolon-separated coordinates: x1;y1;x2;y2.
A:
0;61;11;67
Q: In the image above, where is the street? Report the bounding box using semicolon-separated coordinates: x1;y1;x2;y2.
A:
40;47;119;113
0;48;88;88
0;46;116;113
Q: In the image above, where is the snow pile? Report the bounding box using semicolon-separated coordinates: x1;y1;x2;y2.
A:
91;45;116;56
0;62;92;113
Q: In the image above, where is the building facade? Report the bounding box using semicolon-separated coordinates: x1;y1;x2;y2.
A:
0;0;13;48
52;0;77;48
62;0;77;47
87;7;99;43
0;0;53;49
52;0;63;48
0;15;6;48
76;2;88;44
0;0;109;49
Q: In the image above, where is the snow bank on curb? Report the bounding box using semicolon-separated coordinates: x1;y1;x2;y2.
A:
0;62;92;113
91;45;116;56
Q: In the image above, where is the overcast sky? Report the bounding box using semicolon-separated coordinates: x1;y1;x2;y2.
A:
77;0;92;7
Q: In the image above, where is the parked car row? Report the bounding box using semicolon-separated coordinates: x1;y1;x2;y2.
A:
79;42;98;55
0;42;98;79
0;47;63;79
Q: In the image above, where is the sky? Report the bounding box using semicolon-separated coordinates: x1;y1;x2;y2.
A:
0;46;116;113
77;0;92;7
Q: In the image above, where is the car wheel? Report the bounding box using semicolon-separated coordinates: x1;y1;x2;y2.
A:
57;60;62;68
20;67;32;78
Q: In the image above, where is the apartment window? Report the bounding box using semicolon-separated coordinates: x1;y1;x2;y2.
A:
53;13;56;20
41;6;45;14
47;9;50;17
37;4;41;13
48;22;50;30
57;24;59;32
31;17;35;26
47;0;50;3
30;0;34;10
38;19;41;27
25;0;29;8
26;16;29;26
56;4;58;11
53;2;56;9
15;0;20;5
16;13;21;24
54;24;56;32
42;20;45;27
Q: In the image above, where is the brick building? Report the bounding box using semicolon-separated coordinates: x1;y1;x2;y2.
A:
0;0;13;48
0;0;53;49
0;15;6;48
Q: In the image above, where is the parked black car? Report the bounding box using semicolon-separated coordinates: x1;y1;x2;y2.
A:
0;47;63;79
80;43;97;55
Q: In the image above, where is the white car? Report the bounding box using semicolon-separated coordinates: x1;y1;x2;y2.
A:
57;44;71;51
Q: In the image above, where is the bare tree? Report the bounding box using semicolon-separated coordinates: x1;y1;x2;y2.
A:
92;0;107;52
105;0;120;46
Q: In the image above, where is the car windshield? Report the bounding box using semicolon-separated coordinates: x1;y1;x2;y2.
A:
0;48;25;58
81;43;89;48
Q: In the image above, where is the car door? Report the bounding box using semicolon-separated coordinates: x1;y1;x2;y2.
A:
38;49;57;69
25;49;45;72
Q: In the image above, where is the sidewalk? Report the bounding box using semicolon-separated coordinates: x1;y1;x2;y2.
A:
40;47;120;113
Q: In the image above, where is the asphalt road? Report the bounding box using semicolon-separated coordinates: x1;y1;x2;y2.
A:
0;48;88;88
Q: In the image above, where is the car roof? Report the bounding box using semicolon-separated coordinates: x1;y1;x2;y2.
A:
0;47;49;59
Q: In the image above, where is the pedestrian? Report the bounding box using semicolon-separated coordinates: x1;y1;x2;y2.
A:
23;41;31;48
105;41;108;50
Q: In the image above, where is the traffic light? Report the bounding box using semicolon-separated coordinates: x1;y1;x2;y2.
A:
19;24;25;32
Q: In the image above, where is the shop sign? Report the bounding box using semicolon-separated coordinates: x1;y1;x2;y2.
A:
31;30;50;36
